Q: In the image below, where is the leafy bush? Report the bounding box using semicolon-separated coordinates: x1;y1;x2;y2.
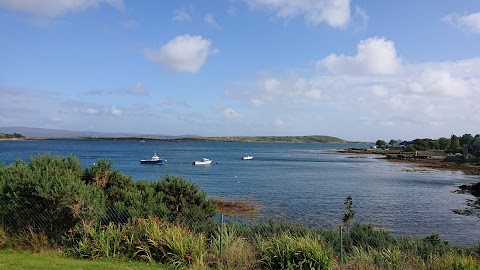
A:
155;175;216;228
0;154;105;243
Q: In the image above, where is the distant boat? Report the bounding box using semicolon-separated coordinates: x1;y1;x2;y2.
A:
242;155;253;160
140;152;166;164
192;158;212;165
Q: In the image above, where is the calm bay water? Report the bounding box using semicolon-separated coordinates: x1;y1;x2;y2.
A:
1;140;479;245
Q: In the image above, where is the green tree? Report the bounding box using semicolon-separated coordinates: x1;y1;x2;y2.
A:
438;137;451;150
460;133;474;146
389;139;397;147
451;135;460;150
405;144;416;152
376;140;386;148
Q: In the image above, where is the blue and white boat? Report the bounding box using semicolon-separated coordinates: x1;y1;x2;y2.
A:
140;152;166;164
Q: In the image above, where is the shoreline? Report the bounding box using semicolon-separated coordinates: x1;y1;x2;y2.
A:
339;148;480;219
338;148;480;175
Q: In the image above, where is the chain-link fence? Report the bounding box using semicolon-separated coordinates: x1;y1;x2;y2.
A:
0;196;473;269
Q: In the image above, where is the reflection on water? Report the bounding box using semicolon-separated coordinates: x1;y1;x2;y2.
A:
1;140;479;245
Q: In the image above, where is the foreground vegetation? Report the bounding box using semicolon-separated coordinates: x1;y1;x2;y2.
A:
0;249;170;270
1;154;479;269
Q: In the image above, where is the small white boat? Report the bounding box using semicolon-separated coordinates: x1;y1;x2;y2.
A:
242;155;253;160
193;158;212;165
140;152;166;164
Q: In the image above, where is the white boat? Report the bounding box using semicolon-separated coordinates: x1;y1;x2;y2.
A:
140;152;166;164
242;155;253;160
192;158;212;165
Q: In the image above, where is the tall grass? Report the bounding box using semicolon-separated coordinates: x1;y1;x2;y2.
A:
208;223;257;269
257;232;333;270
344;246;480;270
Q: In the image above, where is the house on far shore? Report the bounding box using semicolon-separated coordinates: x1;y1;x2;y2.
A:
414;151;449;159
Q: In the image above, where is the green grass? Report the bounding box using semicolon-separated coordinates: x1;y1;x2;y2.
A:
0;249;172;270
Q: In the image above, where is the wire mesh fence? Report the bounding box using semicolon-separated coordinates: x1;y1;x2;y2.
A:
0;196;472;269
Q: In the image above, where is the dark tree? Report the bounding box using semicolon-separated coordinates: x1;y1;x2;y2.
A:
376;140;386;148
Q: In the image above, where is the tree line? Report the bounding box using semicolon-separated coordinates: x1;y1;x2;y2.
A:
376;133;480;153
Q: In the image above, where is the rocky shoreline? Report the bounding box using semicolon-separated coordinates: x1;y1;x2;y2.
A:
338;148;480;175
339;148;480;218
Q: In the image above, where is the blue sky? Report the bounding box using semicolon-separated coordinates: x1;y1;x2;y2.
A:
1;0;479;141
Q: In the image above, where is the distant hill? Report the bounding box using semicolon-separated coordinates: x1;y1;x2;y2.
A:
0;127;197;139
0;127;346;143
203;135;347;143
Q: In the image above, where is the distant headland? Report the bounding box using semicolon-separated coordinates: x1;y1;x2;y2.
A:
0;127;347;143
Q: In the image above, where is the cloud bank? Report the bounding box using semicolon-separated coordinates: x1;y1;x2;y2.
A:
243;0;351;28
0;0;125;17
443;11;480;33
226;37;480;139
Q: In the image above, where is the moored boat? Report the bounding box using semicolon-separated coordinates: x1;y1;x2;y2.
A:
140;152;166;164
192;158;212;165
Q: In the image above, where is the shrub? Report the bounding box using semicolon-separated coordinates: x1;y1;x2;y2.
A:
155;175;216;228
0;154;105;244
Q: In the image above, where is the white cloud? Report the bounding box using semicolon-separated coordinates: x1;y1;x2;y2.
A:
317;37;402;75
408;69;472;97
228;72;327;107
129;82;148;96
107;106;122;116
225;37;480;139
370;85;388;97
244;0;351;28
0;0;125;17
83;108;100;115
204;12;220;28
443;11;480;33
172;7;193;22
354;5;368;30
143;34;218;73
250;98;264;107
263;78;280;92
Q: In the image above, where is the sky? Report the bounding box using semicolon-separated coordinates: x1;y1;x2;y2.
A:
0;0;479;142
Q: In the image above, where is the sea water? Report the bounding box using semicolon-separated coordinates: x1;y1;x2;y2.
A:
1;140;479;245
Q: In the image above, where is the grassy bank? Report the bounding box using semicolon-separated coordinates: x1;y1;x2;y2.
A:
0;249;169;270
